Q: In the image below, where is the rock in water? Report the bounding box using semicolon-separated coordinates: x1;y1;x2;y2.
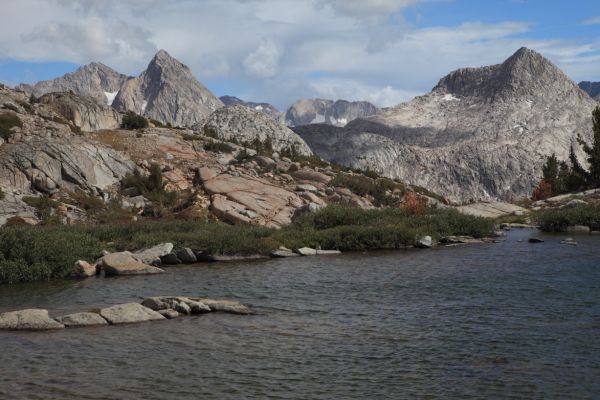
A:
528;237;544;243
112;49;223;127
195;299;252;315
0;309;64;330
132;243;174;266
71;260;97;278
416;236;433;248
284;98;378;127
99;303;166;324
55;312;108;327
100;252;165;276
16;62;129;106
199;105;313;156
295;47;598;202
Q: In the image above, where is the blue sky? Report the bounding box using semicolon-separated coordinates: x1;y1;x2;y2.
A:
1;0;599;109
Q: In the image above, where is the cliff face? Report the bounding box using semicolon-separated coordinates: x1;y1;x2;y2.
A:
16;62;129;106
112;50;223;127
219;96;281;120
294;48;598;202
284;99;378;127
198;105;313;156
38;92;121;131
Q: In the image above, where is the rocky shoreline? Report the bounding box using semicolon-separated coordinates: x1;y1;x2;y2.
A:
0;296;252;331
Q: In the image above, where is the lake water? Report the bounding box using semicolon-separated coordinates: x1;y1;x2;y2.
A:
0;229;599;399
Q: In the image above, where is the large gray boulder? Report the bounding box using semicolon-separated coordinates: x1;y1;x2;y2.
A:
99;303;166;324
39;92;121;131
55;312;108;327
132;243;174;266
100;252;165;276
0;309;64;330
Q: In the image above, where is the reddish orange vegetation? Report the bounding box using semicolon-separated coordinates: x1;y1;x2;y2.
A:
531;180;553;201
400;191;427;214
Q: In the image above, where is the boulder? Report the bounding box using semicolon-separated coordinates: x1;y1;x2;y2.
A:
565;199;587;208
316;249;341;255
160;253;182;265
195;298;252;315
198;166;217;183
291;170;331;184
132;243;174;266
99;303;166;324
71;260;97;278
100;252;165;276
254;156;276;169
528;237;544;243
296;184;318;192
196;253;269;262
416;235;433;248
174;301;191;315
158;309;179;319
141;297;170;311
55;312;108;327
187;300;211;314
175;248;197;264
296;247;317;256
0;309;64;330
271;246;299;258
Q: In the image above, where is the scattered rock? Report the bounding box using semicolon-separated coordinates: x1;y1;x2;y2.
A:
100;252;165;276
174;301;191;315
565;199;587;208
0;309;64;331
132;243;174;266
158;309;179;319
416;235;433;248
291;169;331;185
296;247;317;256
254;156;276;169
175;248;198;264
160;253;182;265
296;184;318;192
316;249;341;255
440;236;484;244
55;312;108;327
99;303;166;324
196;298;252;315
71;260;97;278
566;225;591;233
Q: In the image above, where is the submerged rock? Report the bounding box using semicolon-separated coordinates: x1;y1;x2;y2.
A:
195;298;252;315
99;303;166;324
0;309;64;331
528;237;544;243
55;312;108;327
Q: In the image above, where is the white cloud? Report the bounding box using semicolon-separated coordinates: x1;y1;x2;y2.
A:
243;38;281;78
581;16;600;25
0;0;599;110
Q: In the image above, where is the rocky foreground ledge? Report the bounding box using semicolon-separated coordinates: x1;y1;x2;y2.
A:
0;296;252;331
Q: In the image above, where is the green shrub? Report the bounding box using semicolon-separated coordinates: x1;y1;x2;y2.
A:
203;141;235;153
121;164;178;208
0;113;22;140
533;204;600;231
22;196;61;225
330;173;401;206
121;111;149;129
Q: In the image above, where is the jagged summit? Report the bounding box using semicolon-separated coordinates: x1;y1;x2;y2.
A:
284;98;378;127
220;95;281;120
112;50;223;127
432;47;578;101
16;62;129;106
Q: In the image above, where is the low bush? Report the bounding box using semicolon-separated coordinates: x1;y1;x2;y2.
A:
203;141;235;153
121;111;149;129
330;173;401;206
0;113;23;140
533;203;600;231
121;164;178;208
22;196;61;225
0;205;495;284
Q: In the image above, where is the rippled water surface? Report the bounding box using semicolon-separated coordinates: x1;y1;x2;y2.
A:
0;229;599;399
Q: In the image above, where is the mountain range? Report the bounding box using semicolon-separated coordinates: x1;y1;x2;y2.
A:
579;81;600;100
10;47;600;203
293;47;597;202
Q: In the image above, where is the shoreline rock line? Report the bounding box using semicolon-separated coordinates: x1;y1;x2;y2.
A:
0;297;252;331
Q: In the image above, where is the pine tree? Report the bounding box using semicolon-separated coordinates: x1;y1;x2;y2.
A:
578;106;600;187
542;153;559;187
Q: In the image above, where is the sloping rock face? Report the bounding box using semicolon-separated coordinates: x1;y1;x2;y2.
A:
38;92;121;131
296;48;598;202
284;98;378;127
201;170;304;228
199;105;313;156
578;81;600;100
100;252;164;276
16;62;129;106
220;95;281;120
112;50;223;127
0;86;136;225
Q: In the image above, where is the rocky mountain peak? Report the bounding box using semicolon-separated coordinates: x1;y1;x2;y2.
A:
111;50;223;127
284;98;378;127
433;47;576;101
16;62;129;106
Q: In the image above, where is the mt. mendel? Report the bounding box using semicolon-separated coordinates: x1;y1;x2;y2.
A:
294;48;597;202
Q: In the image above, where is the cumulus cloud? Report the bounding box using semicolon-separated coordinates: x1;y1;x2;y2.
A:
0;0;599;110
243;38;281;78
581;16;600;25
